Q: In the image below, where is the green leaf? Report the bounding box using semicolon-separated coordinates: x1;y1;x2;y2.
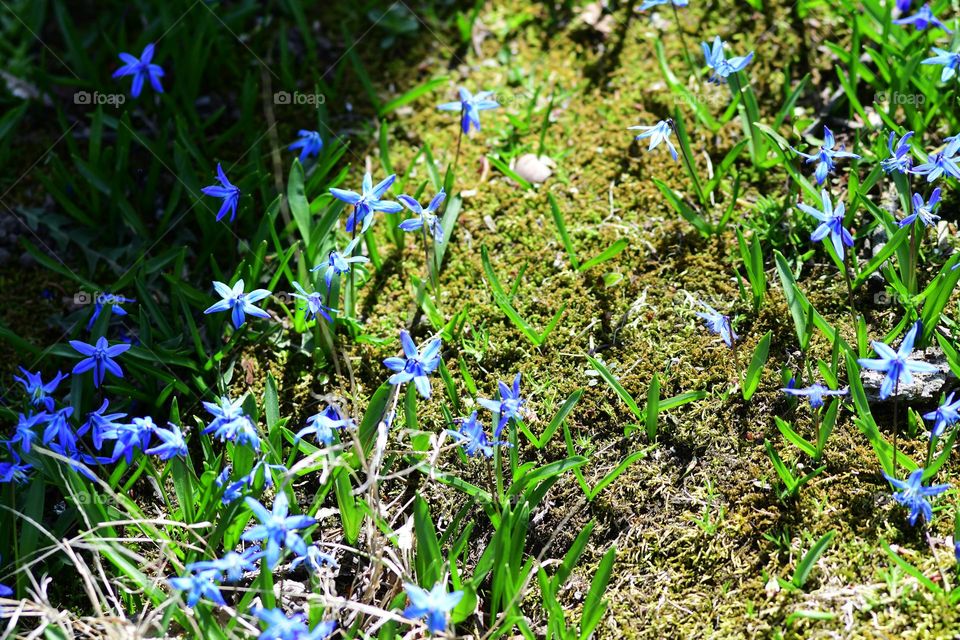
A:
653;178;711;237
883;540;943;595
792;531;835;589
586;355;643;421
743;331;772;401
580;546;615;640
645;374;660;442
852;223;911;288
414;496;443;585
287;159;312;247
549;193;579;270
775;417;817;458
578;239;629;272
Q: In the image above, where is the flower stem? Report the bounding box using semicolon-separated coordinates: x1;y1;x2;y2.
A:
669;118;705;206
893;379;900;478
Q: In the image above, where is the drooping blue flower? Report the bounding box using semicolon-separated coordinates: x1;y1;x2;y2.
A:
187;547;263;583
639;0;689;10
112;43;164;98
8;413;44;454
87;293;135;331
145;423;188;461
69;337;131;388
883;468;950;526
923;392;960;438
290;282;336;323
77;400;128;451
291;544;339;573
311;236;368;290
100;416;156;464
403;581;464;634
910;138;960;182
701;36;754;83
781;383;847;409
858;321;939;400
383;330;442;399
881;131;914;175
695;300;736;347
252;608;337;640
894;4;953;31
13;367;66;412
295;405;352;446
241;492;316;569
478;373;525;437
627;120;678;161
795;126;861;185
202;396;260;449
797;189;854;259
448;411;505;458
922;47;960;82
397;190;446;243
201;163;242;222
437;87;500;134
288;130;324;162
40;407;76;453
330;172;403;234
900;189;942;227
222;480;245;504
0;455;32;483
204;280;272;329
168;569;225;608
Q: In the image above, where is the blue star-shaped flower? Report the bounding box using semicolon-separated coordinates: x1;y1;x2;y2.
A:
628;120;678;161
795;126;861;185
168;569;225;608
13;367;67;412
437;87;500;134
881;131;914;175
288;130;324;162
695;300;736;347
894;4;953;31
204;279;272;329
8;413;45;454
330;172;403;233
77;400;128;451
397;189;446;243
922;47;960;82
295;405;352;446
252;608;336;640
910;137;960;182
241;492;316;569
478;373;525;437
923;392;960;437
69;337;131;388
310;236;368;290
403;581;464;634
290;282;336;323
87;293;135;331
701;36;754;83
781;383;847;409
145;423;188;461
202;396;260;450
798;189;854;259
112;43;164;98
448;411;506;458
883;468;950;526
187;547;263;583
900;188;942;228
291;544;339;573
201;163;242;222
858;321;939;399
383;330;442;399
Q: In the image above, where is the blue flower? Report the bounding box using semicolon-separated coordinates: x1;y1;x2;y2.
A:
383;330;442;399
330;172;403;234
8;413;44;454
311;237;368;290
40;407;76;453
797;189;854;259
77;400;127;451
448;411;505;458
168;569;225;608
881;131;914;175
0;455;32;483
241;492;316;569
87;293;135;331
100;416;155;464
701;36;754;83
894;4;952;31
781;383;847;409
145;423;188;461
639;0;688;10
291;544;339;573
290;282;336;323
288;130;324;162
900;189;942;227
252;608;337;640
403;581;464;634
204;280;272;329
923;392;960;438
187;547;262;583
922;47;960;82
478;373;525;437
883;468;950;526
627;120;678;161
795;126;861;185
858;321;939;399
910;138;960;182
201;163;242;222
202;396;260;449
13;367;67;412
437;87;500;134
112;43;164;98
69;337;131;388
295;405;352;446
397;190;446;243
695;300;736;347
